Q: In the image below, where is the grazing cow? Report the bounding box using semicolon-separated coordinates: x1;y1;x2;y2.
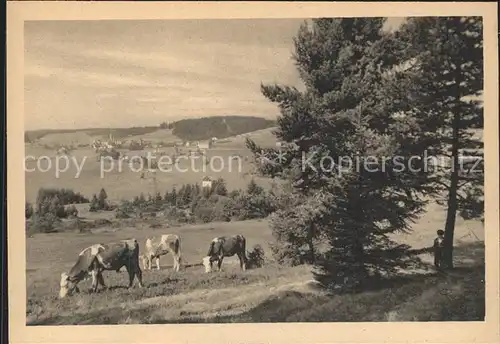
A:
140;234;182;272
59;238;143;298
202;235;248;273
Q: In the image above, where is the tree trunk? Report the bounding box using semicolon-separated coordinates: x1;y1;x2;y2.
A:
443;67;462;269
443;155;458;269
308;223;316;264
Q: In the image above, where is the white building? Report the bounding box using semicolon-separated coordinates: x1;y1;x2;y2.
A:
198;140;212;150
202;176;213;189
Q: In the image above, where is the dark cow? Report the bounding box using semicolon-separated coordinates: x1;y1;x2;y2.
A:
140;234;182;272
59;238;143;298
202;235;248;273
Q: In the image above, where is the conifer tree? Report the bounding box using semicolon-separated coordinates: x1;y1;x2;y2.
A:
252;18;431;289
89;194;99;212
170;187;177;206
98;188;108;210
386;17;484;268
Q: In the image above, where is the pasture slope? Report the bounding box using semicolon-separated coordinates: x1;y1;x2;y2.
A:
26;202;485;325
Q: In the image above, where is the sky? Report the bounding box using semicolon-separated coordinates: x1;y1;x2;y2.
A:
24;18;405;131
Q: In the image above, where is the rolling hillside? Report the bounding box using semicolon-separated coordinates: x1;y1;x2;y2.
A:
215;127;279;149
171;116;276;141
25;116;277;145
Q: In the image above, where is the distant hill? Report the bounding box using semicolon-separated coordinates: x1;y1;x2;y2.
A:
25;116;276;144
171;116;276;141
37;131;95;147
126;129;181;143
24;126;160;143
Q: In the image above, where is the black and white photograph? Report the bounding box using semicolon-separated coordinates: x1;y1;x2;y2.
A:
6;1;499;342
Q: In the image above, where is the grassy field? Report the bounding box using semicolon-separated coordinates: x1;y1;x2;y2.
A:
25;127;485;324
26;202;485;325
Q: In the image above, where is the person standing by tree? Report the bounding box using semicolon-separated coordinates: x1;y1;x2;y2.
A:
433;230;446;269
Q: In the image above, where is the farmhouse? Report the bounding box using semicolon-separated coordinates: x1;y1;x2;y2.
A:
201;176;213;188
198;140;212;150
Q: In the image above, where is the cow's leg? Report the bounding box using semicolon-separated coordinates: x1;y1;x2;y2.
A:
238;253;246;271
91;270;99;293
125;264;136;288
172;254;179;272
146;256;151;270
217;257;224;272
97;271;107;290
132;259;144;288
175;255;181;272
156;257;161;270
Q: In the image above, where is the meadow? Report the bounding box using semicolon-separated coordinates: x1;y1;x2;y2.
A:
26;203;485;324
25;127;485;324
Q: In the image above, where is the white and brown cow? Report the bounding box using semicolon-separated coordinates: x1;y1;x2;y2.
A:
202;235;248;273
140;234;182;272
59;238;143;298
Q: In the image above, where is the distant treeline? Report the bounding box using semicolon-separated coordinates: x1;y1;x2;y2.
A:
24;126;160;143
26;179;284;234
25;116;276;143
170;116;276;141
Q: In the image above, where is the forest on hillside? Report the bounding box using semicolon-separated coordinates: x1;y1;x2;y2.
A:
24;116;275;143
170;116;276;141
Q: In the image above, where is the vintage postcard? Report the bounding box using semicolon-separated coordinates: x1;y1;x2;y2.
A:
6;1;499;344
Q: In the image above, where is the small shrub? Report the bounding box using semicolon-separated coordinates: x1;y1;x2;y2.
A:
65;205;79;217
269;240;305;267
246;244;266;269
116;201;133;219
89;194;99;212
31;213;60;233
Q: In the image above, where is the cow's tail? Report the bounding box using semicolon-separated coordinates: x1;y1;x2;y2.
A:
207;241;216;257
174;236;181;256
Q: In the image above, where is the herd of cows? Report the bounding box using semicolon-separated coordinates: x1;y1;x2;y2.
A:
58;234;249;299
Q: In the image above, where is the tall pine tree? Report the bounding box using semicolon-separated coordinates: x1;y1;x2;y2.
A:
250;18;436;289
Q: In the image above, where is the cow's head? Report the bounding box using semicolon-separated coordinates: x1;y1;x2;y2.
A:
202;256;213;273
59;272;78;298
